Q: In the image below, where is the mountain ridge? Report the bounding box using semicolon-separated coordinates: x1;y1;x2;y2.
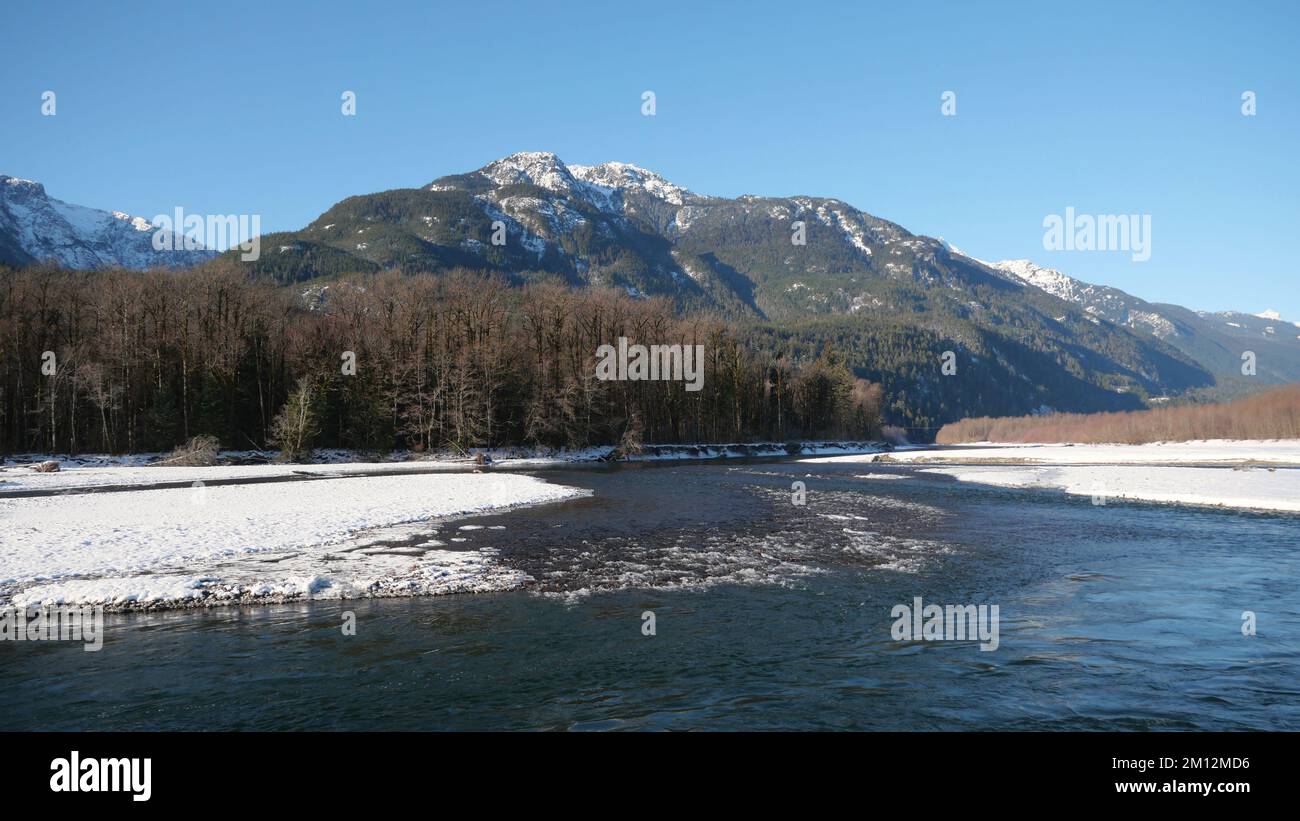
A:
8;152;1294;429
0;174;214;270
986;258;1300;388
207;151;1224;427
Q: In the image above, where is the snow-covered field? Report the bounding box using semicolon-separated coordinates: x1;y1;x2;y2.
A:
916;464;1300;512
0;471;587;609
804;439;1300;466
804;440;1300;512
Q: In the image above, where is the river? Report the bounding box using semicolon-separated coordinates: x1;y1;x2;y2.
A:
2;459;1297;730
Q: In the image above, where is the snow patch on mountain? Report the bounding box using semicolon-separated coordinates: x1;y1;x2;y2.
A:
988;259;1080;301
670;205;707;233
828;208;873;257
988;258;1178;339
475;196;549;260
1251;308;1299;327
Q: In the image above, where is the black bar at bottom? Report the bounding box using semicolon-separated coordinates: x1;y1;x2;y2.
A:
2;731;1281;807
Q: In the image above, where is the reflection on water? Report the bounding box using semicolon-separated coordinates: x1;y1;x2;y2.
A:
2;460;1297;730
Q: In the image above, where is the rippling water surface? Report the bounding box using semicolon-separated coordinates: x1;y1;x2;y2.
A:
3;460;1297;730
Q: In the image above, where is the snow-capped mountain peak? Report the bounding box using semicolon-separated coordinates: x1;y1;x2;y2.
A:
457;152;696;214
478;151;581;196
0;173;214;270
3;175;45;196
567;161;693;206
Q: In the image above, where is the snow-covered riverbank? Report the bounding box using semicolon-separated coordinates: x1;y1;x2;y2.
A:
0;441;888;494
0;471;588;610
804;440;1300;512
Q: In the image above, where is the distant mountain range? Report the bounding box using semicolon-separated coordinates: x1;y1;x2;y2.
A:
0;175;212;269
986;259;1300;387
3;153;1295;428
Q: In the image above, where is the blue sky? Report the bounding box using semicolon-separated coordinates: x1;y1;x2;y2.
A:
2;0;1297;317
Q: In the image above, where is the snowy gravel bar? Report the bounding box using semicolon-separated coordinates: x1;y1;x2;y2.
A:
0;471;587;609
